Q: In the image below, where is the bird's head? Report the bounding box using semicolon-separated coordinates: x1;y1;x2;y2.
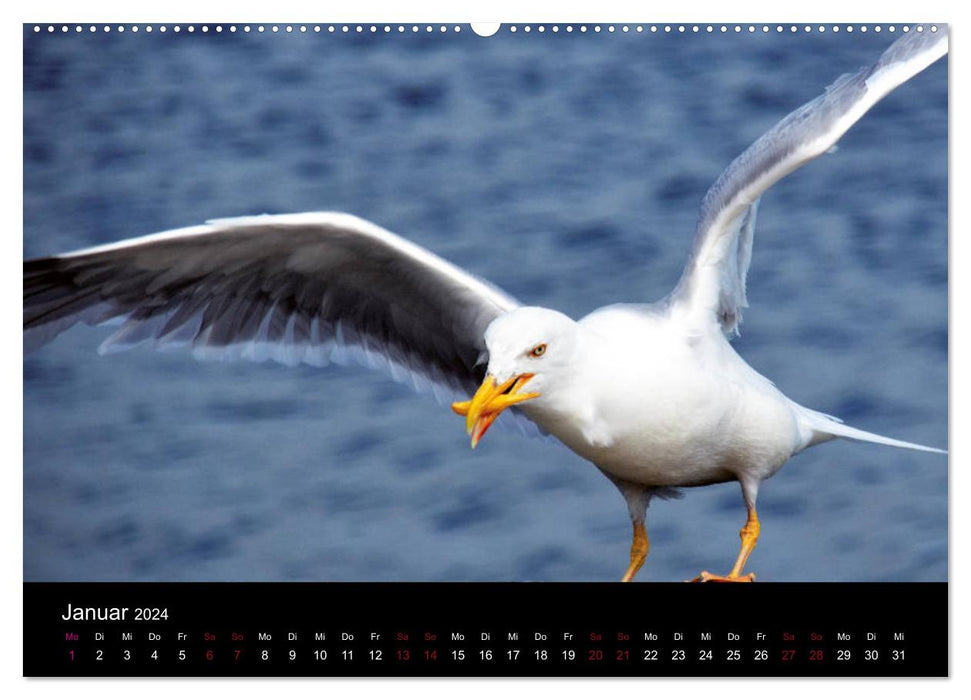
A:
452;307;579;448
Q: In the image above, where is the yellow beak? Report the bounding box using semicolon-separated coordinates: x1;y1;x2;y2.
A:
451;373;540;448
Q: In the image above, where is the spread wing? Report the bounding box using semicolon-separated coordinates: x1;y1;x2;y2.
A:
668;26;947;335
24;212;520;402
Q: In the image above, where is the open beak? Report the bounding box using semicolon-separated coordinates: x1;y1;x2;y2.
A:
451;373;540;448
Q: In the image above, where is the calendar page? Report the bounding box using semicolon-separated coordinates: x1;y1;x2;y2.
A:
22;21;947;677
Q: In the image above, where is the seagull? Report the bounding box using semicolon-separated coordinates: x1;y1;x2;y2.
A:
23;28;947;582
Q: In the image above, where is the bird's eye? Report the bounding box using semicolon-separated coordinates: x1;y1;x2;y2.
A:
529;343;548;358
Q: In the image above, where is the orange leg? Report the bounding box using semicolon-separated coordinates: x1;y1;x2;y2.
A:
620;521;650;582
690;507;760;583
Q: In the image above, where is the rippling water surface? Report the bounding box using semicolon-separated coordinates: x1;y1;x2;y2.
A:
23;26;947;582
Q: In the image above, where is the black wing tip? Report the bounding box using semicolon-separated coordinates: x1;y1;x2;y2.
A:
24;255;63;274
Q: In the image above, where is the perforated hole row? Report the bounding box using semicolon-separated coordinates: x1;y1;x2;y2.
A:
505;24;938;34
30;24;940;36
31;25;465;34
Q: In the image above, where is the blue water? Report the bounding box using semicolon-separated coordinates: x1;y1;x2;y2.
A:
23;25;947;582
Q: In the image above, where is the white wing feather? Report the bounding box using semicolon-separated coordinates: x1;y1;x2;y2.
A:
669;27;947;335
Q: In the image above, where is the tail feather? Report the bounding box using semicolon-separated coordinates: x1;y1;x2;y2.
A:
796;406;946;454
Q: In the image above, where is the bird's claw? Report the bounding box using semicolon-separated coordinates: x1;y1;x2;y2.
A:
687;570;756;583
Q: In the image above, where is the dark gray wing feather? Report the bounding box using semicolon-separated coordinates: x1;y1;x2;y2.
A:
24;212;520;400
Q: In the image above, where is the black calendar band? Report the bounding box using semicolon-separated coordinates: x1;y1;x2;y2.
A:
24;582;947;677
